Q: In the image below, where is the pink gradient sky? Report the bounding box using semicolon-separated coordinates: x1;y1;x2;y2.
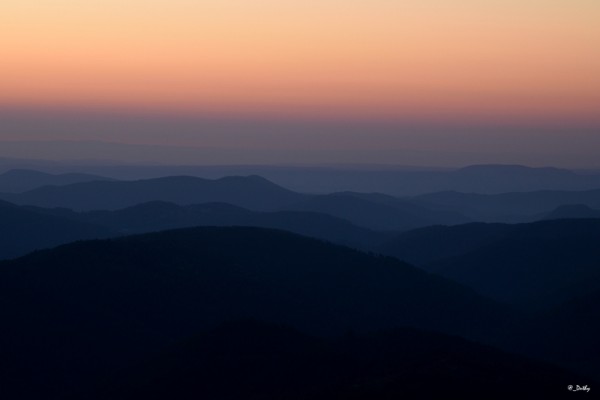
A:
0;1;599;166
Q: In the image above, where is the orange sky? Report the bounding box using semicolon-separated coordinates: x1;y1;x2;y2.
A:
1;0;599;122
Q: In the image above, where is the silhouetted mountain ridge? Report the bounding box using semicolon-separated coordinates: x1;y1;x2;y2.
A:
413;188;600;222
295;192;468;231
0;226;517;397
379;218;600;379
68;201;390;249
425;219;600;311
0;168;113;193
0;200;114;259
541;204;600;220
378;223;514;265
0;198;392;259
0;175;471;230
0;175;306;212
5;162;600;195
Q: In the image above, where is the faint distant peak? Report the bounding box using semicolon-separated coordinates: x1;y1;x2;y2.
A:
457;164;574;175
0;168;114;194
1;168;50;177
146;174;290;190
1;168;109;178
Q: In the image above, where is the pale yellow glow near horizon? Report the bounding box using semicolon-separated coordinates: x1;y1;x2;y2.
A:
1;1;599;121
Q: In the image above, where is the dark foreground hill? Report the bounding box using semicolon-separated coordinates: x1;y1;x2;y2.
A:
380;219;600;378
427;219;600;312
0;169;113;193
0;200;113;259
378;223;514;265
81;320;586;400
381;219;600;312
508;289;600;379
0;227;517;398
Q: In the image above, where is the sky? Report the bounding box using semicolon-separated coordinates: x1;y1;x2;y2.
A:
1;1;599;166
